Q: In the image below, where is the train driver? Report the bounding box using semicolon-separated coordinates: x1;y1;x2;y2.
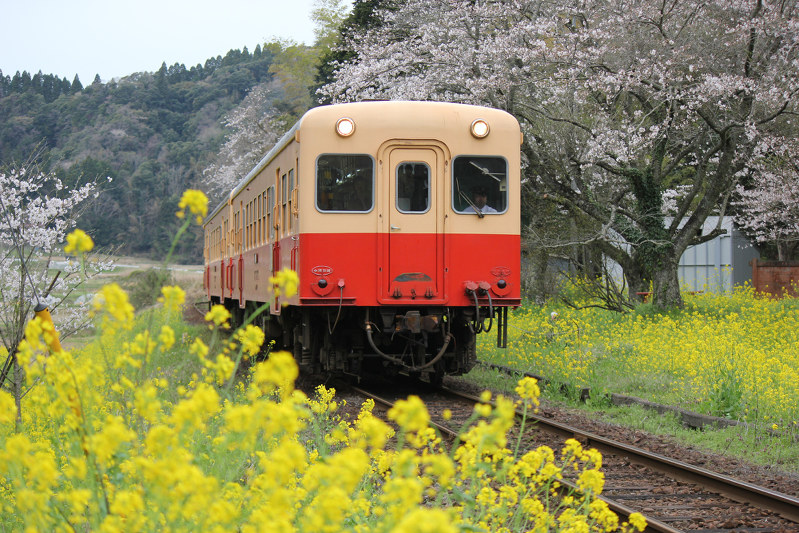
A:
463;186;497;214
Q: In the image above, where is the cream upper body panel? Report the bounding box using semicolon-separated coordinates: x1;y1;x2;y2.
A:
204;101;522;243
294;101;521;236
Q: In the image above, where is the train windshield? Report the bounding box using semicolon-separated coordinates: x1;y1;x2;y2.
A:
452;156;508;215
316;154;374;212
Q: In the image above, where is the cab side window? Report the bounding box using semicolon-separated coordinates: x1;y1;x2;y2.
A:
316;154;374;212
452;156;508;215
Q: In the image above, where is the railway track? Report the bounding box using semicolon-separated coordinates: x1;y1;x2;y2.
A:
345;380;799;532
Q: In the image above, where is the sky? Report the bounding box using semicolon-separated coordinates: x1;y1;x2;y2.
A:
1;0;319;84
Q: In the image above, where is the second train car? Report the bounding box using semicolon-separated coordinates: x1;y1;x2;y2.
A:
203;101;521;384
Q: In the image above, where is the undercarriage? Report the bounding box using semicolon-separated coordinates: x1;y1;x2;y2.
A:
216;299;507;385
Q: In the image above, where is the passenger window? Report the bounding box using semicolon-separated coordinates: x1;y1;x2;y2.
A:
316;154;374;212
396;162;430;213
268;186;275;242
282;173;288;233
452;156;508;215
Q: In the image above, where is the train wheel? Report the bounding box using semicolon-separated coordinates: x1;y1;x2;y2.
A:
428;364;445;387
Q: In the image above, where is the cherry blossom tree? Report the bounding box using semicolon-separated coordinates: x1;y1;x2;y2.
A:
201;80;286;202
203;7;352;202
321;0;799;307
0;163;112;415
733;139;799;260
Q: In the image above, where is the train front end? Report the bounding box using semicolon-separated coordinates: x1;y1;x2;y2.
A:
294;101;521;383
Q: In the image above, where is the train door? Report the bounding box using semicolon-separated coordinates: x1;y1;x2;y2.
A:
272;176;282;314
383;146;445;302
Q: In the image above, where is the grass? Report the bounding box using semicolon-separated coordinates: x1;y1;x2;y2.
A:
52;254;204;351
462;346;799;474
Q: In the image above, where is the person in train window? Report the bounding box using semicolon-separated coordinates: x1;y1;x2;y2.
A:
463;186;497;214
350;173;372;211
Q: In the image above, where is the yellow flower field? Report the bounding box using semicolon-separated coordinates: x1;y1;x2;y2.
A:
479;286;799;427
0;300;645;532
0;199;646;532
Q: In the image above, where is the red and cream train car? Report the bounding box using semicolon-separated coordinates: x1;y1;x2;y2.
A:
204;101;521;383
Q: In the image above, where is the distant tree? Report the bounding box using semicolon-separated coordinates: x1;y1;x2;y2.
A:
312;0;353;49
0;70;9;97
70;74;83;93
315;0;387;99
205;55;223;73
167;63;188;82
92;74;101;85
12;71;32;92
202;79;286;201
265;41;321;118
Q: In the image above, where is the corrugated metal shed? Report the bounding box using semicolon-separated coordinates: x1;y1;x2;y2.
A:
600;217;760;293
674;217;760;292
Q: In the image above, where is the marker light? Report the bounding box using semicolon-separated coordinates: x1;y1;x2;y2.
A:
470;119;490;138
336;117;356;137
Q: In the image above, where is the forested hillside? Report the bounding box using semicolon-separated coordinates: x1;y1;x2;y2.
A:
0;46;279;261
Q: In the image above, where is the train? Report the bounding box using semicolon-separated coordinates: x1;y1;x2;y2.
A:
203;101;521;384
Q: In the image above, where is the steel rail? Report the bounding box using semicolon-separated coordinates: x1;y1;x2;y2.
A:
444;386;799;525
352;385;680;533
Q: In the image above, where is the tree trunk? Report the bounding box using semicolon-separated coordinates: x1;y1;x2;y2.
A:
619;258;648;302
652;256;683;309
777;241;789;261
532;248;550;304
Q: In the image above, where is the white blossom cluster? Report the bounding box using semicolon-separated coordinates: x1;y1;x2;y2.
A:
0;168;112;347
202;81;285;202
733;138;799;251
321;0;799;255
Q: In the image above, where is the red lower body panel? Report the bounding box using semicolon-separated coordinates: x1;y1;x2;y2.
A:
298;232;520;307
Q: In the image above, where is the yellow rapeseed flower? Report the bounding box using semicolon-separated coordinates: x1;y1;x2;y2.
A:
91;283;134;330
158;325;176;350
0;389;16;424
388;396;430;433
270;268;299;302
515;376;541;405
158;285;185;313
235;324;265;356
64;228;94;254
628;512;648;532
393;508;457;533
205;304;231;329
577;468;605;494
190;338;210;360
176;189;209;224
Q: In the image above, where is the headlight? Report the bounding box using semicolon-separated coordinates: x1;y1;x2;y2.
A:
336;117;356;137
470;119;490;138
